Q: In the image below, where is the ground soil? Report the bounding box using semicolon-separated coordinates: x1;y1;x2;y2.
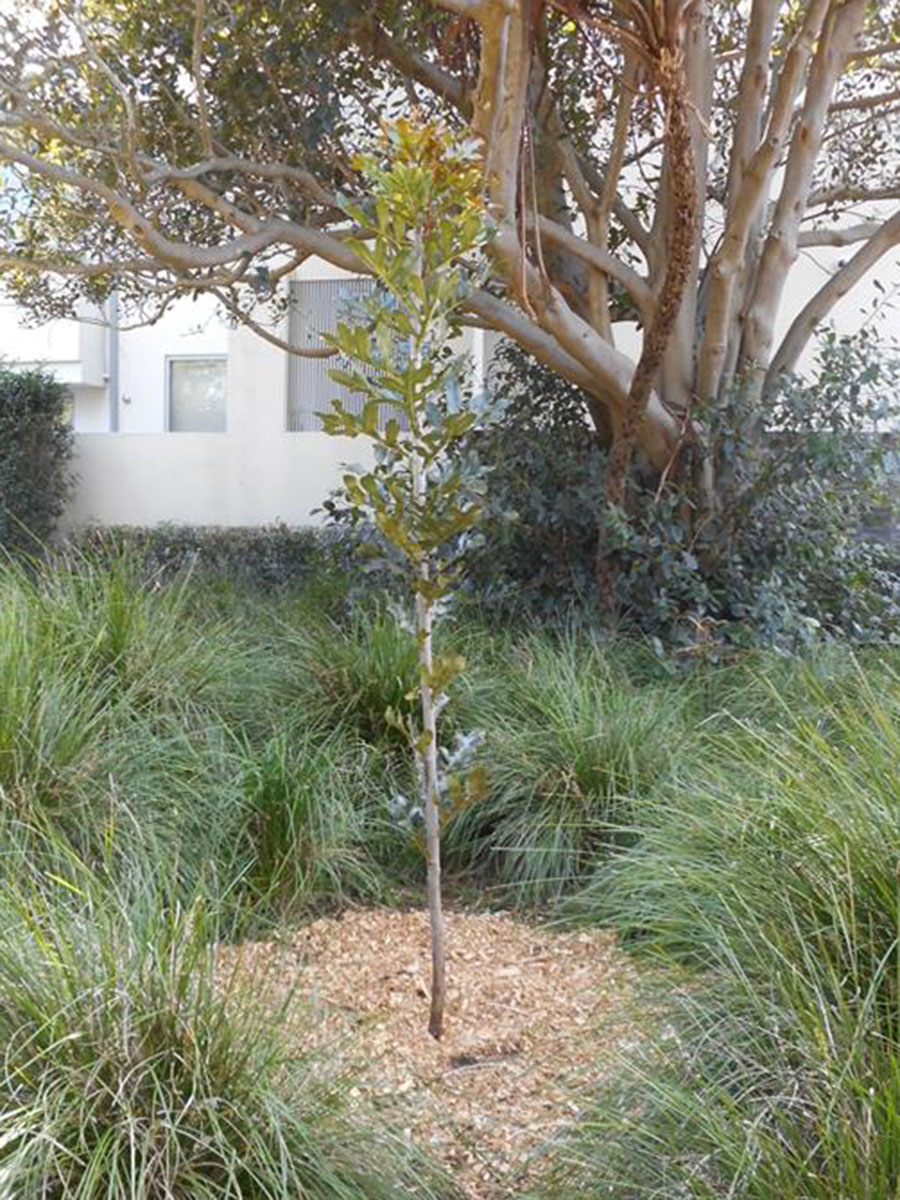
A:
217;907;641;1199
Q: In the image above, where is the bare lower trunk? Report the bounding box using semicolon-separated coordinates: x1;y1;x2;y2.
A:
417;581;445;1040
412;449;445;1041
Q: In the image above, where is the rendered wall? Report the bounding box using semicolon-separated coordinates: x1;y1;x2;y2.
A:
65;297;376;529
64;432;371;529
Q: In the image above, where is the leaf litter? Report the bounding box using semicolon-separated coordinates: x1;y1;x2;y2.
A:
217;907;641;1199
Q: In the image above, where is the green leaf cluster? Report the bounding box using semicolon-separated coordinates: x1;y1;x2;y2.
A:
322;119;491;601
0;366;74;553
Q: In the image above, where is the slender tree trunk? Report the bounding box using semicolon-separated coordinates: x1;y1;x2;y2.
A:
412;452;446;1040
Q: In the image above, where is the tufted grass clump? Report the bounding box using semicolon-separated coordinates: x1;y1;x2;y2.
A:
543;663;900;1199
0;875;452;1200
445;631;690;905
237;726;387;917
284;609;423;749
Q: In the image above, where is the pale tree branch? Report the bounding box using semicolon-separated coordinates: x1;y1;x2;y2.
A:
849;41;900;61
465;287;601;394
466;284;680;467
469;0;678;459
168;174;261;235
71;3;141;175
808;184;900;207
551;129;615;335
573;149;653;259
210;287;339;358
433;0;486;16
352;15;472;115
741;0;868;397
0;138;365;275
0;105;120;160
532;213;654;320
696;0;830;403
612;195;653;260
192;0;214;158
0;254;167;278
829;88;900;113
798;221;883;247
140;155;340;210
592;55;638;340
769;208;900;381
725;0;779;212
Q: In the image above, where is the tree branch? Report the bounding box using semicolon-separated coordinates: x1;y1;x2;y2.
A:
798;221;883;247
353;15;472;115
808;183;900;209
210;287;339;358
465;285;680;467
829;88;900;113
191;0;214;158
592;55;639;339
140;155;339;209
532;214;654;320
697;0;830;403
740;0;868;397
769;208;900;381
725;0;779;211
433;0;485;14
0;139;363;275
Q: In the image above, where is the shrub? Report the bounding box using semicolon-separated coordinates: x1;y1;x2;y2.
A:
0;365;74;551
463;334;900;649
0;881;450;1199
464;344;605;617
0;552;251;898
286;610;425;750
547;666;900;1198
73;522;335;589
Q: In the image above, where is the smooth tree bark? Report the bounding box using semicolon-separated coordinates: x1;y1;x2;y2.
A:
411;420;447;1040
0;0;898;500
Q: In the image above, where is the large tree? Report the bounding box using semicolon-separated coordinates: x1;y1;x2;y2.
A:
1;1;898;495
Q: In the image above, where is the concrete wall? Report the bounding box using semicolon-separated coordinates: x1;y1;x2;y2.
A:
65;291;377;529
66;432;371;528
0;301;106;386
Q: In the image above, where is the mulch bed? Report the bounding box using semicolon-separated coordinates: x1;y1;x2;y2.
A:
217;908;641;1199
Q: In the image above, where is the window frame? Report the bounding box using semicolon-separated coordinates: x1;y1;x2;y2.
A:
165;353;228;433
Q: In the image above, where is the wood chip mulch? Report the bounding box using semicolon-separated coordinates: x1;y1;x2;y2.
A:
217;908;641;1199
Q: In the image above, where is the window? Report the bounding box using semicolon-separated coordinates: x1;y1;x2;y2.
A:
167;356;226;432
286;278;375;432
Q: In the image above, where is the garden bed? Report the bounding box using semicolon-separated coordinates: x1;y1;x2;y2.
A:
218;908;641;1199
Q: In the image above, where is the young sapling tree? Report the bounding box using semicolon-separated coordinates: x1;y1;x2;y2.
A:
320;119;489;1040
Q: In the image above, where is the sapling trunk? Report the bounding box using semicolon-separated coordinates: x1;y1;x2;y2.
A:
417;573;446;1040
413;443;446;1039
322;119;489;1039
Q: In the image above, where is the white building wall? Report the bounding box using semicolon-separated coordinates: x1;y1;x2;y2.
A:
116;294;228;433
65;284;376;529
67;432;367;527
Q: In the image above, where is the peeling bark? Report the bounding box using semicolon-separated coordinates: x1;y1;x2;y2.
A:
601;22;699;517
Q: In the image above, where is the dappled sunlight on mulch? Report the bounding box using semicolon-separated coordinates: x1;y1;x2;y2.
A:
218;908;641;1198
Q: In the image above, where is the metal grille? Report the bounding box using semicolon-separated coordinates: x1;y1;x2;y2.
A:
286;278;375;431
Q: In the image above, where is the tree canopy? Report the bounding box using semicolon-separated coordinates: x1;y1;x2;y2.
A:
1;0;898;472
